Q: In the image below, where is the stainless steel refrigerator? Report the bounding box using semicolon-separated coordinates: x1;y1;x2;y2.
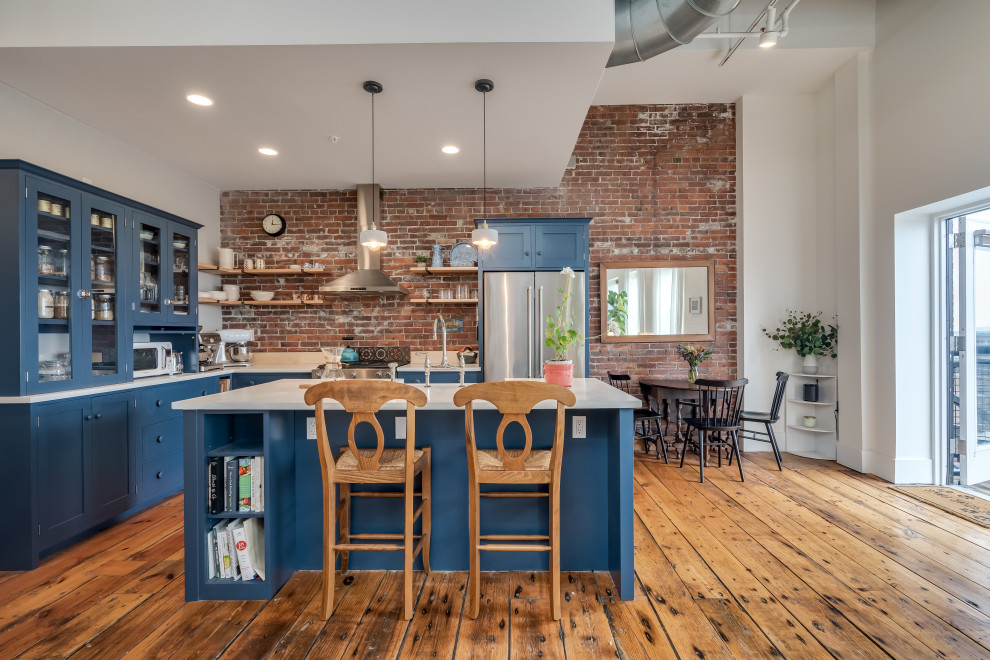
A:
483;271;586;381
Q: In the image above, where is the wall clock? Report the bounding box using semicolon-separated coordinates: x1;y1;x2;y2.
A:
262;213;286;237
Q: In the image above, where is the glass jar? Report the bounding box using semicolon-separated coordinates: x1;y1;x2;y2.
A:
95;294;114;321
38;245;54;275
38;289;54;318
53;291;69;319
39;360;67;382
50;201;63;217
55;249;69;277
37;197;51;213
95;256;112;283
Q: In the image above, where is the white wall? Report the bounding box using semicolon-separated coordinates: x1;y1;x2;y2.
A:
738;94;834;452
0;82;222;330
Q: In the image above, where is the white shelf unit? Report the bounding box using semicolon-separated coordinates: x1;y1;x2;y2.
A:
783;373;837;460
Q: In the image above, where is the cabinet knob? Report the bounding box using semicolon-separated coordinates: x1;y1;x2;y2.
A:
156;471;163;479
94;413;102;420
524;251;530;256
201;390;207;396
248;381;255;386
537;250;542;256
164;298;174;306
84;414;92;420
77;289;92;299
156;435;163;443
156;399;162;407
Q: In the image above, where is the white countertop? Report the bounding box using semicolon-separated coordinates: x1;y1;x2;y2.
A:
0;370;223;404
174;378;639;412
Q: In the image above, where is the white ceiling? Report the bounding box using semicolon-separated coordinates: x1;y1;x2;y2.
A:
0;0;874;191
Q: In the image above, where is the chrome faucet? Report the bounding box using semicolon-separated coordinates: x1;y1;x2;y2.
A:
415;352;431;387
434;314;451;368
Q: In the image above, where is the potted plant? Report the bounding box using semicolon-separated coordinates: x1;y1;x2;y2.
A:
763;310;838;374
606;290;628;336
544;267;583;387
676;344;713;384
414;255;428;265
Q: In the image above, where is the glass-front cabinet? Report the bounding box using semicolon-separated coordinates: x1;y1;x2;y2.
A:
0;161;201;395
24;178;130;392
133;211;197;325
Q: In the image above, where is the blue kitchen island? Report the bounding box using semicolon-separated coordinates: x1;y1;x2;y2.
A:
175;378;638;602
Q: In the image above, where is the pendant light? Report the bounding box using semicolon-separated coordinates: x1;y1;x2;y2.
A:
359;80;388;250
471;79;498;249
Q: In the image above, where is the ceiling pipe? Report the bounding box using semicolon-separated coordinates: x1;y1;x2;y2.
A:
717;0;801;67
608;0;742;68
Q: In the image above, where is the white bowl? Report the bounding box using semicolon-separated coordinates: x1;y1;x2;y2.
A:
250;291;275;301
212;291;228;301
219;328;253;343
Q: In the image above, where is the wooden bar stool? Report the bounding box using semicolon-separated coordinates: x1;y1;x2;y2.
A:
453;381;576;621
304;380;430;620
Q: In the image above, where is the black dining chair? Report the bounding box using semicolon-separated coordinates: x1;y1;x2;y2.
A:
738;371;788;470
607;372;667;462
681;378;748;483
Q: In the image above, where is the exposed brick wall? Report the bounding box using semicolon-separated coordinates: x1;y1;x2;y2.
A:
218;103;737;381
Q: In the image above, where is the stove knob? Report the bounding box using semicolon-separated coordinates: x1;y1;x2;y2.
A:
376;371;384;379
350;371;357;379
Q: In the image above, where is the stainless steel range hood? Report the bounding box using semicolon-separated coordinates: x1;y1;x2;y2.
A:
320;184;409;295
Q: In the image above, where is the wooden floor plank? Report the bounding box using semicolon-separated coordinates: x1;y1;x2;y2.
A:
508;598;565;660
304;571;385;660
338;571;424;659
452;572;510;660
687;465;986;659
265;571;355;658
709;466;990;655
559;571;619;658
398;571;466;659
592;572;669;660
638;462;881;659
747;462;990;616
217;571;322;659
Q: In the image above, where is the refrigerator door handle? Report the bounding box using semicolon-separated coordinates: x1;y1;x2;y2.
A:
538;286;544;377
527;285;533;378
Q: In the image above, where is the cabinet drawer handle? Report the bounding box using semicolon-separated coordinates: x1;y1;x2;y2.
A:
156;471;163;479
156;399;162;407
156;435;163;443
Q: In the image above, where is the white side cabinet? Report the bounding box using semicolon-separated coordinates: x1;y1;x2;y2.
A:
783;373;837;460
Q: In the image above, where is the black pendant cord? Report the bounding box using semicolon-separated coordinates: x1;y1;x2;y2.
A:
371;90;377;228
483;89;487;222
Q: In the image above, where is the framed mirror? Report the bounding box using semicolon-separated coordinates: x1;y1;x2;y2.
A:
600;260;715;343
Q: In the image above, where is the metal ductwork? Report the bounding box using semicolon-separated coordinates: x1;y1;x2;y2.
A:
320;184;409;295
608;0;742;67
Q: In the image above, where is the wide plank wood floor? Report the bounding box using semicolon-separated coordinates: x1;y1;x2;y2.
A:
4;451;990;658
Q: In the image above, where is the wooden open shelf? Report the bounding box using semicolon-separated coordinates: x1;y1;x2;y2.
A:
198;298;243;306
411;266;478;275
198;262;218;271
409;298;478;304
243;300;304;306
197;265;330;276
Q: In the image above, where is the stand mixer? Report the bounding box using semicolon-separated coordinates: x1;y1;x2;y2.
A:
198;329;253;370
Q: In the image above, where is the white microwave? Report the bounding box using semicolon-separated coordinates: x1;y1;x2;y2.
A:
133;342;173;378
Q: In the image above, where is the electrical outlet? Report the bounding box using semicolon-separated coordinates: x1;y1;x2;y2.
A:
306;416;317;439
572;415;586;438
396;416;406;439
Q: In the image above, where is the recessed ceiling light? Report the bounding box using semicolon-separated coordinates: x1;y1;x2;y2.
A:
442;145;460;155
186;94;214;106
258;147;278;156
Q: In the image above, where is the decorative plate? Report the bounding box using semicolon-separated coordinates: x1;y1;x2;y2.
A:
449;241;478;267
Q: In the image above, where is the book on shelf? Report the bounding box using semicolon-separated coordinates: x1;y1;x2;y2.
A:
238;458;252;511
207;457;224;514
211;455;264;514
207;518;265;581
224;457;237;512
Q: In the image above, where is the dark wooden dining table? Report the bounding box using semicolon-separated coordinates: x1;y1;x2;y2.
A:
639;377;701;450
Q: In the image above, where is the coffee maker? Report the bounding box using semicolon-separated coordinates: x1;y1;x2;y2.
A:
198;332;225;371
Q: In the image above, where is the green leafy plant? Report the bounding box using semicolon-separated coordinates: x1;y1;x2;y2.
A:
545;267;583;361
676;344;714;367
414;255;428;264
607;290;628;335
763;310;838;358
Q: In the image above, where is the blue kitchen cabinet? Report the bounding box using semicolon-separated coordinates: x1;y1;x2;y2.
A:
36;391;134;550
401;370;482;385
232;372;310;389
132;211;198;326
0;160;202;396
0;376;222;569
478;218;590;271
